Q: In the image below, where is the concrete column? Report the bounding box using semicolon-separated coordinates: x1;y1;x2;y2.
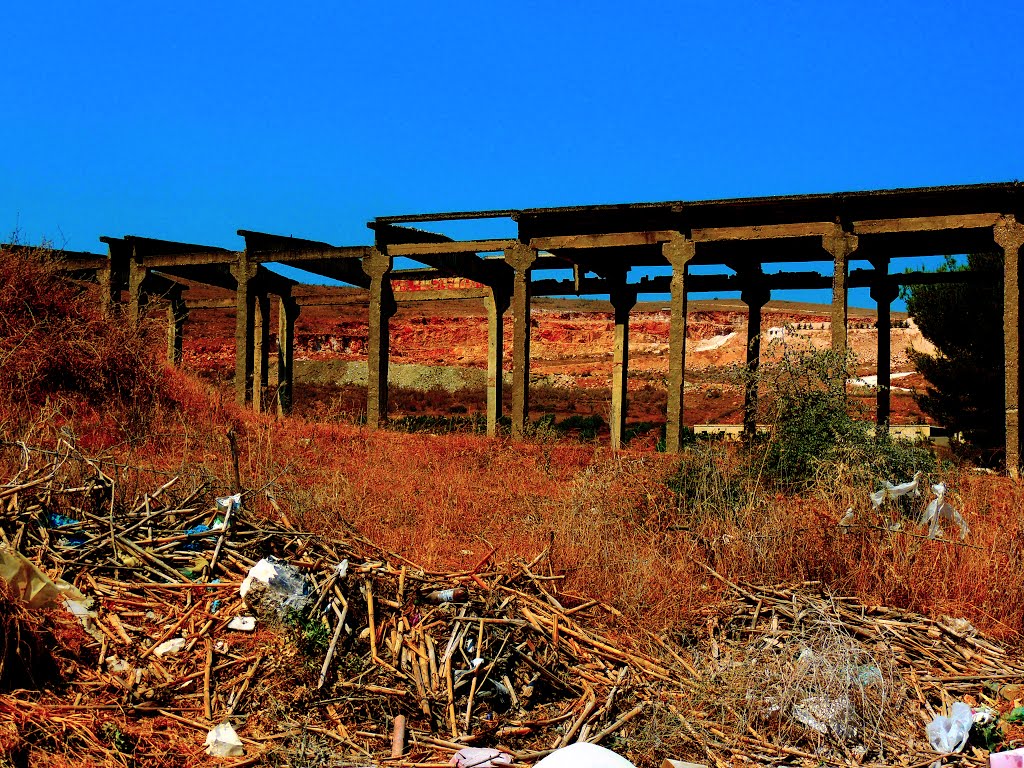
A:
98;266;119;318
610;281;637;451
823;227;858;358
484;286;510;437
664;233;696;453
505;243;537;439
253;293;271;413
995;215;1024;476
165;293;187;366
741;282;770;444
870;267;899;430
230;256;259;408
127;248;147;327
363;248;395;430
277;295;299;416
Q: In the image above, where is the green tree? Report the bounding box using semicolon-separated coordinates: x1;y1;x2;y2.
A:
902;253;1004;458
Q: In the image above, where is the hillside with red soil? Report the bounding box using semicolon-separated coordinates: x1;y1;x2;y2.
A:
174;283;934;428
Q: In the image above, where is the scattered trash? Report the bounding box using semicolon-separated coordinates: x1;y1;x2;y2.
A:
926;701;973;754
991;747;1024;768
449;747;513;767
240;556;311;615
215;494;242;515
793;694;856;739
426;587;469;603
1005;706;1024;724
920;483;969;540
2;443;1022;768
153;637;186;656
870;471;923;508
204;721;244;757
533;743;637;768
227;616;257;632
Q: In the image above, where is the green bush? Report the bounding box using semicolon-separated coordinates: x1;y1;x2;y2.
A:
755;345;937;489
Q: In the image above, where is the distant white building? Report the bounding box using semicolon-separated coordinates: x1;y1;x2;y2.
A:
766;326;786;342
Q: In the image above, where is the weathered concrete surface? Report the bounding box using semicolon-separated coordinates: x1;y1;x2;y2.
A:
664;233;695;453
363;247;395;429
823;227;858;358
995;215;1024;476
505;243;537;439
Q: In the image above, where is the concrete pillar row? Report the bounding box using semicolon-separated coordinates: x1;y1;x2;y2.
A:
504;243;537;439
230;257;259;408
663;233;696;454
609;281;637;451
484;286;511;437
253;293;272;413
362;248;395;430
166;293;188;367
740;282;770;444
995;215;1024;477
277;295;299;417
870;269;900;430
823;227;859;359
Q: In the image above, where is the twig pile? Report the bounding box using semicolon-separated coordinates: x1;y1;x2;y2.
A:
675;565;1024;767
2;441;1022;767
0;442;680;767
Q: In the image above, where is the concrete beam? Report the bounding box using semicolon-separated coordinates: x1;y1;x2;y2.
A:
386;239;517;256
530;231;676;251
995;215;1024;476
692;222;835;242
853;213;1002;235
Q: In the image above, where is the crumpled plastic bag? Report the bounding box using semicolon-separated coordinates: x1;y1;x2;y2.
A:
919;483;969;540
240;557;311;616
533;742;637;768
449;747;513;768
204;721;244;757
926;701;973;754
870;471;923;509
215;494;241;515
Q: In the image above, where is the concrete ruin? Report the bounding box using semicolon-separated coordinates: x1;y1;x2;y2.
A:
39;182;1024;473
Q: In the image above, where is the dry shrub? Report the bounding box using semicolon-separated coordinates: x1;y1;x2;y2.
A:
720;599;898;758
0;245;164;434
0;581;90;693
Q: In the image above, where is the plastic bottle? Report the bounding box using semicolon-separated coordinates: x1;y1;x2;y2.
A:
425;587;469;604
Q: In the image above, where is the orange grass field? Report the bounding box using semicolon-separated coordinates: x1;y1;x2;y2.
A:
2;244;1023;645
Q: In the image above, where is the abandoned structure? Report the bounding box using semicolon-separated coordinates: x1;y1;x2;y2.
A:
43;182;1024;473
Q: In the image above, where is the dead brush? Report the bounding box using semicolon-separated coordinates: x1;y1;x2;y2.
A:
715;595;897;760
0;581;65;693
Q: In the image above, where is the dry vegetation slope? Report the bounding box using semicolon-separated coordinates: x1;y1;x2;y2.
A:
2;248;1024;766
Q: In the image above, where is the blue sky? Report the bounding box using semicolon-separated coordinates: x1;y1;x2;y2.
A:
3;1;1022;309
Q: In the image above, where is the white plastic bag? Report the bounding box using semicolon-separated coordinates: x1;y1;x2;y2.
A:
926;701;973;754
870;471;923;509
204;721;244;757
919;484;969;540
534;743;637;768
449;747;513;768
240;557;311;615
